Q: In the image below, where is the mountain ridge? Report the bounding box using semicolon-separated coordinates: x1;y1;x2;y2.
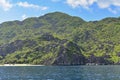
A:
1;12;120;25
0;12;120;65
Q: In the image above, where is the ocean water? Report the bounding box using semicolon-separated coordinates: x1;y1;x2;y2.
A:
0;65;120;80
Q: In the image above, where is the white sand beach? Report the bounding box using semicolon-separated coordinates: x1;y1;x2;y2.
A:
0;64;44;66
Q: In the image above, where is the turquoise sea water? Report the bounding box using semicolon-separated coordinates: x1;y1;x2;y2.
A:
0;65;120;80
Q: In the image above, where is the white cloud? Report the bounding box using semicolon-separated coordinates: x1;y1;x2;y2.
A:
17;2;48;10
66;0;120;9
51;0;61;2
66;0;96;9
108;8;117;14
22;14;27;20
0;0;13;11
66;0;120;13
17;2;39;9
40;6;48;10
97;0;120;8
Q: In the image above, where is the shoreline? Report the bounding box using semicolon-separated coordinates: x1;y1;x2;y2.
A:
0;64;44;66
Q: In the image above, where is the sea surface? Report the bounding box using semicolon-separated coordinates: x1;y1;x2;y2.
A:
0;65;120;80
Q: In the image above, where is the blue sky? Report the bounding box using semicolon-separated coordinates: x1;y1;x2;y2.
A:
0;0;120;23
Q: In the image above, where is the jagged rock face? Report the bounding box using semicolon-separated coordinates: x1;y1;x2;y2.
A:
0;40;36;56
55;42;85;65
0;34;86;65
40;33;58;41
35;35;86;65
35;43;86;65
53;45;86;65
86;54;113;65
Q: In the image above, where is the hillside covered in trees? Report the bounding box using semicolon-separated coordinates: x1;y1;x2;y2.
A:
0;12;120;65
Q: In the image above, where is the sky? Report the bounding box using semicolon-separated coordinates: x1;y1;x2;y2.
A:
0;0;120;23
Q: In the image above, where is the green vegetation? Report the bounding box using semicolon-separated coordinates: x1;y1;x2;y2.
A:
0;12;120;65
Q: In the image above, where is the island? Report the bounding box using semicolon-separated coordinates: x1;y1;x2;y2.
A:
0;12;119;65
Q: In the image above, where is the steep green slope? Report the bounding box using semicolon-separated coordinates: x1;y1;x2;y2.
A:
0;34;85;65
0;12;120;65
